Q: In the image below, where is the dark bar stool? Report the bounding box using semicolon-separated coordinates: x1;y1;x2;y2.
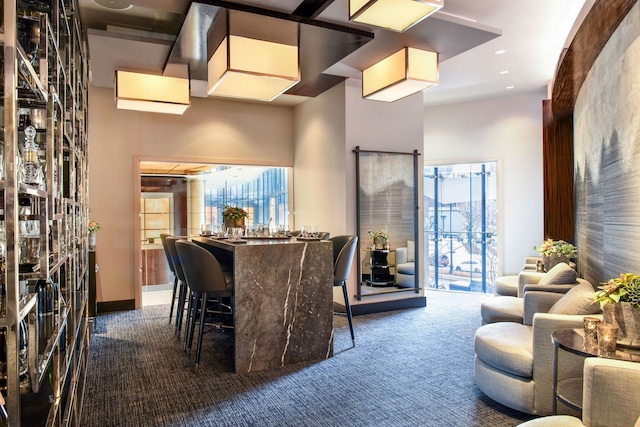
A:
329;235;358;346
160;233;178;324
165;236;189;337
175;240;234;368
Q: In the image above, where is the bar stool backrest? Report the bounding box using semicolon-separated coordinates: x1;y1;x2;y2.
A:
330;235;358;285
160;233;175;274
165;236;187;283
175;240;233;294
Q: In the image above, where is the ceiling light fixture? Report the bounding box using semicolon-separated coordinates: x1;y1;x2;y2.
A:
207;10;300;102
494;49;506;55
115;71;190;115
349;0;444;32
499;70;509;74
362;47;438;102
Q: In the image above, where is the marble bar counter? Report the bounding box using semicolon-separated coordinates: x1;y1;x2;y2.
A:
191;236;334;373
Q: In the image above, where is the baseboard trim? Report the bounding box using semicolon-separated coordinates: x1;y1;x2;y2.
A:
97;299;135;314
348;296;427;316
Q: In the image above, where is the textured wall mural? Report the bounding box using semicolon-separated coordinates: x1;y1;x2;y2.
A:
574;3;640;285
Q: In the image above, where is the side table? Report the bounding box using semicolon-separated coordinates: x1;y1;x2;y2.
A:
552;328;640;414
368;249;395;287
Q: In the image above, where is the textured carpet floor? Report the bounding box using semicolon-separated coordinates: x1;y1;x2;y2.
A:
80;290;536;426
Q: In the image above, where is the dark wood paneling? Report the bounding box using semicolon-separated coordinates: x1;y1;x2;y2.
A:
542;100;575;242
142;248;173;286
97;299;135;314
551;0;638;117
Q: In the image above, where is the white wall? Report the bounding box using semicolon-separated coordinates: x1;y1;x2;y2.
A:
89;87;295;305
423;91;546;275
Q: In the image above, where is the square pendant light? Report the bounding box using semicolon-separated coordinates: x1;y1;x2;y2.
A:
350;0;444;32
115;71;190;115
208;10;300;102
362;47;438;102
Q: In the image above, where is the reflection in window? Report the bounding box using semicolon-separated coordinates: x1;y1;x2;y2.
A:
202;166;288;227
424;162;498;293
141;193;173;243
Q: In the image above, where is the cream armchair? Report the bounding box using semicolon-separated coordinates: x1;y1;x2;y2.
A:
518;358;640;427
475;281;601;415
395;241;415;288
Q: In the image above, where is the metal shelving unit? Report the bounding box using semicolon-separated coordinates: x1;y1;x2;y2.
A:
1;0;90;425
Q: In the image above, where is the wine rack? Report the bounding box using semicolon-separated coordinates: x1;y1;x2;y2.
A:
1;0;90;425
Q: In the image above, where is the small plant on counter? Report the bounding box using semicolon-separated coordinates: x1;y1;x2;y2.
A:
533;238;577;258
222;206;249;221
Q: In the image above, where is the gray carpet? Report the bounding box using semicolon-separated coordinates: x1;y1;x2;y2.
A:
80;290;536;426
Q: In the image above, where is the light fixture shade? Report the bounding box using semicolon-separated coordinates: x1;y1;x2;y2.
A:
362;47;438;102
208;10;300;102
350;0;444;32
115;71;190;115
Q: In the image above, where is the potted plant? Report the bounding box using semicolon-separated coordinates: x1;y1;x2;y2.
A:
222;206;249;229
533;238;577;271
594;273;640;348
88;219;101;250
368;229;390;250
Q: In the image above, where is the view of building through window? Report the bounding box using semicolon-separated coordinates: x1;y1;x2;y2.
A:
202;166;289;228
424;162;498;293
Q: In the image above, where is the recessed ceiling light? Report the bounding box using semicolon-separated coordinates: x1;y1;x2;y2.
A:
93;0;132;11
499;70;509;75
506;86;514;90
494;49;506;55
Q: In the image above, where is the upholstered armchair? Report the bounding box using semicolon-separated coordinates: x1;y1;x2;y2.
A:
474;281;602;415
517;358;640;426
395;241;415;288
481;263;581;325
494;256;544;296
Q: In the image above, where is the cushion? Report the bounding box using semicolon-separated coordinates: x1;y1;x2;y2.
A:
538;262;577;286
474;322;533;377
407;240;415;263
481;297;524;324
494;275;518;296
548;280;600;315
397;263;414;275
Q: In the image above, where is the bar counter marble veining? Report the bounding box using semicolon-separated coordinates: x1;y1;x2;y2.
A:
192;237;334;373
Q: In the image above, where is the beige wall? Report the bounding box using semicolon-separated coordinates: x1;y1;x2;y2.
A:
88;87;295;305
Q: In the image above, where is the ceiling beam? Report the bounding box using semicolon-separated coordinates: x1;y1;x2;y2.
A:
292;0;336;19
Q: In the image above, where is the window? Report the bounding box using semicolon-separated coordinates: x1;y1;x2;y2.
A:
424;162;497;293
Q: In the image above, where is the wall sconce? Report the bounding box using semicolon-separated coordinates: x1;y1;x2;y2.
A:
207;10;300;102
362;47;439;102
349;0;444;32
115;71;190;115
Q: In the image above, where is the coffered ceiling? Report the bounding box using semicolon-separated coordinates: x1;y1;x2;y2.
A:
79;0;594;107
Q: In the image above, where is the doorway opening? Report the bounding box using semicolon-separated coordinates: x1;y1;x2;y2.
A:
424;162;498;293
138;161;291;307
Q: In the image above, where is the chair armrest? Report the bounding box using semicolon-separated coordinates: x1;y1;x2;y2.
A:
523;283;576;295
532;312;599;415
518;271;546;297
524;256;543;265
396;247;408;264
583;358;640;427
523;291;564;325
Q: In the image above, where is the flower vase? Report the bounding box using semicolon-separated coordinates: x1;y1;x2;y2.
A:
224;218;245;231
603;302;640;348
374;237;387;250
543;254;569;272
88;232;97;250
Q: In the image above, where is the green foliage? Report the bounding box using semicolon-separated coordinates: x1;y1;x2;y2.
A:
594;273;640;309
534;238;577;258
222;206;249;221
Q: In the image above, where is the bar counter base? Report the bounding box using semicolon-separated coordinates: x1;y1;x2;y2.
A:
193;237;334;373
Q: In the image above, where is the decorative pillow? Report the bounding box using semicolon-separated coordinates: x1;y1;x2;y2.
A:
538;262;577;286
407;240;415;263
548;281;600;315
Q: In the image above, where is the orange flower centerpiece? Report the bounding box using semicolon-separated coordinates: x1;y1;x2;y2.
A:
88;219;101;250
